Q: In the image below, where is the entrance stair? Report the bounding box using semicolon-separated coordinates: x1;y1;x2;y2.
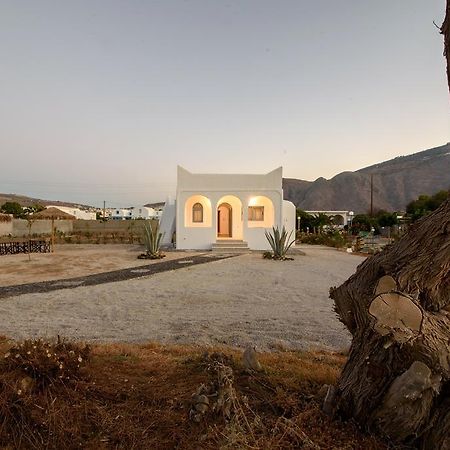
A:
211;240;250;254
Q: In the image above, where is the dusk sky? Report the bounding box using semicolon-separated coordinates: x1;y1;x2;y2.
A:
1;1;449;207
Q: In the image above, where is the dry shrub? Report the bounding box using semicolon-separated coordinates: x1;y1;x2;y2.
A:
3;338;90;388
0;340;387;449
187;350;385;449
0;338;91;449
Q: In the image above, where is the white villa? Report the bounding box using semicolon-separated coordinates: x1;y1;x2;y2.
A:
130;206;157;220
110;206;161;220
175;166;296;250
304;210;354;227
111;208;133;220
47;205;96;220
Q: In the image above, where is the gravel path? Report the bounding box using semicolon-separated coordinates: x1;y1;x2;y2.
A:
0;254;231;298
0;247;364;351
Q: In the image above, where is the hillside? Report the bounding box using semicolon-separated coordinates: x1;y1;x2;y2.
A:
0;193;93;210
283;143;450;213
3;143;449;214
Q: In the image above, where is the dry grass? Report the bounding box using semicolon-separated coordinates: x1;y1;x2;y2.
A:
0;336;387;449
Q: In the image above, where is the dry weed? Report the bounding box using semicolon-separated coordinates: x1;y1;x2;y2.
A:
0;340;387;449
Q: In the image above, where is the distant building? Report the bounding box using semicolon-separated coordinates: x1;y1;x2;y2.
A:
145;202;165;219
98;208;113;219
304;210;353;227
111;208;133;220
130;206;156;219
47;205;96;220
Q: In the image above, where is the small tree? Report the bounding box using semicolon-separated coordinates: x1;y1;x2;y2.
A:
24;212;36;261
406;190;449;221
376;211;398;228
23;204;45;215
311;213;331;233
0;201;25;218
296;208;314;232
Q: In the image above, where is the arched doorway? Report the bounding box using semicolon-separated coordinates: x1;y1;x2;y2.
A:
331;214;345;226
217;203;232;237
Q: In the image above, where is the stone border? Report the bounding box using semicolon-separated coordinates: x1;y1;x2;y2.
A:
0;254;235;299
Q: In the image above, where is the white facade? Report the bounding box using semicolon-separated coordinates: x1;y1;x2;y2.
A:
47;205;96;220
130;206;156;219
110;206;160;220
111;208;133;220
153;208;163;219
176;166;296;250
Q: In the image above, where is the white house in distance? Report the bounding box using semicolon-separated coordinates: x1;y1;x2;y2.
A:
47;205;96;220
110;206;161;220
111;208;133;220
145;202;165;219
175;166;296;250
131;206;157;219
304;210;354;227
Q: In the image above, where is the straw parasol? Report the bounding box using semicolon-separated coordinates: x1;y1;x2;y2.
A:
32;207;76;252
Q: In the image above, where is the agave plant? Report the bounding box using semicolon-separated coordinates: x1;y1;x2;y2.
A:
140;221;165;259
264;226;295;260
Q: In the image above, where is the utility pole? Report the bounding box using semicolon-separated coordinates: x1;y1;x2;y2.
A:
370;174;374;217
103;200;106;220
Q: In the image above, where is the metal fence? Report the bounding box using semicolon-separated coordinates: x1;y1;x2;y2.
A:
0;239;51;255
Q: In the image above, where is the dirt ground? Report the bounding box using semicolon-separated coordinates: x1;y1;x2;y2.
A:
0;246;364;351
0;244;197;286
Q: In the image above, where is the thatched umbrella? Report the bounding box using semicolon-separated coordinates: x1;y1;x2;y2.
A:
32;207;76;252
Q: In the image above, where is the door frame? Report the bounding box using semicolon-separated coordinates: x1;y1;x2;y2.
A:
217;203;232;238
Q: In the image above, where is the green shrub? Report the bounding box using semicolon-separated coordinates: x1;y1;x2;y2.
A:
298;231;346;248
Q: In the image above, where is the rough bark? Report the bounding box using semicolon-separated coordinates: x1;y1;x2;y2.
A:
329;199;450;448
441;0;450;93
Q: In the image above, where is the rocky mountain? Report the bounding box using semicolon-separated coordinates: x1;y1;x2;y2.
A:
2;143;449;214
283;143;450;213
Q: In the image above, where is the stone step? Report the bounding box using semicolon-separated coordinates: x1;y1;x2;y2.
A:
211;246;250;254
212;240;248;248
211;240;250;253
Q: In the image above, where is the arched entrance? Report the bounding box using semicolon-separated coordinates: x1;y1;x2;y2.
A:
217;203;232;237
331;214;345;226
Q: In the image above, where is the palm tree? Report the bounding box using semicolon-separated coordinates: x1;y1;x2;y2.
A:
311;213;331;233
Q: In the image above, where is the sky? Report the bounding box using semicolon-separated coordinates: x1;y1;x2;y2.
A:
0;1;449;207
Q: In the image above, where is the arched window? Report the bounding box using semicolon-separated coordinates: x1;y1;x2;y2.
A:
192;202;203;223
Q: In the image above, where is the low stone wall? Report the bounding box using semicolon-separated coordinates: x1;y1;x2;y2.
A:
0;221;13;236
0;219;156;243
73;220;154;234
10;219;74;237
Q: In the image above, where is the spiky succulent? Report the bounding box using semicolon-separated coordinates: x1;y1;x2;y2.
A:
264;226;295;260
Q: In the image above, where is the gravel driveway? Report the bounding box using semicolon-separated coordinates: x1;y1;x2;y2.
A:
0;247;364;351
